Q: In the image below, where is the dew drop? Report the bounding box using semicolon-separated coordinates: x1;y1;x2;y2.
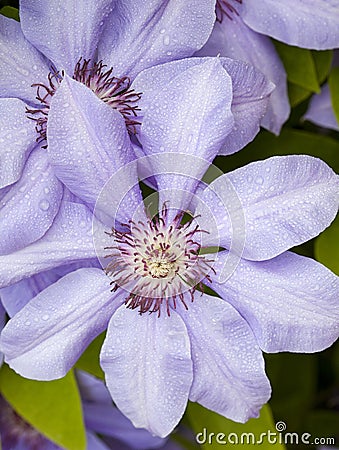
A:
39;199;50;211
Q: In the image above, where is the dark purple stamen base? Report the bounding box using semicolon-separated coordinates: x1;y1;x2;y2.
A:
216;0;242;22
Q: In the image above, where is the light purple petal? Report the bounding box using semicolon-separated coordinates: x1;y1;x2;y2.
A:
0;269;60;317
0;268;123;380
304;83;339;131
177;294;271;422
0;302;5;366
77;370;112;405
218;57;275;154
242;0;339;50
0;201;101;288
98;0;216;79
0;15;49;104
0;148;63;255
101;305;193;438
48;74;143;223
86;432;111;450
196;155;339;261
135;58;234;216
134;56;274;156
84;403;165;449
20;0;115;73
197;17;290;134
209;251;339;353
0;262;90;317
0;98;37;189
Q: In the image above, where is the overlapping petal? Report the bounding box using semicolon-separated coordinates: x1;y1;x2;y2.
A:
101;305;193;437
0;15;49;104
86;432;110;450
0;269;60;317
218;58;275;154
0;148;63;255
98;0;216;79
0;98;37;189
0;268;122;380
197;16;290;134
84;403;165;449
209;251;339;353
196;155;339;260
135;58;234;216
304;83;339;131
0;263;96;317
177;294;271;422
0;201;102;287
242;0;339;50
20;0;116;73
47;74;143;225
133;56;274;156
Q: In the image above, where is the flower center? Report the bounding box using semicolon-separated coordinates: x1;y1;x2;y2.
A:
104;206;215;316
216;0;242;22
26;58;141;147
0;396;48;449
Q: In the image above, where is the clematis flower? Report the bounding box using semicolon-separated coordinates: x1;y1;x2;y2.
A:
196;0;339;134
0;0;217;254
304;83;339;131
0;369;167;450
0;54;273;255
1;56;338;437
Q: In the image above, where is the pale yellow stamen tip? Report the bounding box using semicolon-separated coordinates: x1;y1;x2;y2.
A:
148;259;174;278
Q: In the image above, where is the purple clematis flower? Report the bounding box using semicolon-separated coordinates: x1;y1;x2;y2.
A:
0;54;338;437
0;0;218;254
0;52;274;256
196;0;339;135
0;368;167;450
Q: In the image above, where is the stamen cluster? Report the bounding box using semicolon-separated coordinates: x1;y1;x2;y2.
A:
26;58;141;146
73;59;141;133
104;206;214;316
26;70;61;147
216;0;242;22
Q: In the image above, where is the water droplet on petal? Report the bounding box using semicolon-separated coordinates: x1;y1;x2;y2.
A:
39;199;50;211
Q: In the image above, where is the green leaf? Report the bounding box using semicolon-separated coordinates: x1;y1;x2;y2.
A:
75;332;105;380
0;6;19;21
274;42;320;93
288;82;312;108
315;215;339;275
0;365;86;450
312;50;333;84
186;403;286;449
265;353;317;431
328;67;339;126
304;410;339;438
